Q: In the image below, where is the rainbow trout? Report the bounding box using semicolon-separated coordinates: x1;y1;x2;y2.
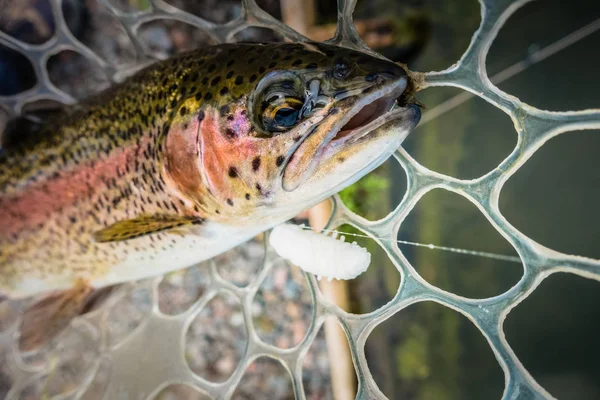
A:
0;42;419;346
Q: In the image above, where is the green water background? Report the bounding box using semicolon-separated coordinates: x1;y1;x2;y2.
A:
332;0;600;398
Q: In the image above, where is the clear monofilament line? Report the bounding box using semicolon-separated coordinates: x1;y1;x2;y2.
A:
298;226;522;264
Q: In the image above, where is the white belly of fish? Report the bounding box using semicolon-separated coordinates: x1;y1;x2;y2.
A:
8;221;269;298
95;221;268;288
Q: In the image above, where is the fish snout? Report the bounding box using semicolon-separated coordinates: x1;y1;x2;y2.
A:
364;59;406;83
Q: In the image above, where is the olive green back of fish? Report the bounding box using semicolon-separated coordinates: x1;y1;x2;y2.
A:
1;42;381;194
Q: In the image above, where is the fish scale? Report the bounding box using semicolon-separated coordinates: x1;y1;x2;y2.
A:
0;42;420;308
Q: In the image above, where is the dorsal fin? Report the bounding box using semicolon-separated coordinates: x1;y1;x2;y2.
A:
1;107;65;151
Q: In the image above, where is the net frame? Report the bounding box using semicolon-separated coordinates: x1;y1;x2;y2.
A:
1;0;600;399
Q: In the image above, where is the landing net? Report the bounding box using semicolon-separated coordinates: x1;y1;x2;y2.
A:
0;0;599;399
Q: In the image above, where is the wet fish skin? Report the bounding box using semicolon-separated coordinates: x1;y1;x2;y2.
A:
0;42;419;298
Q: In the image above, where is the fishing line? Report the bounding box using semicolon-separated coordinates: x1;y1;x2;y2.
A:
297;225;522;264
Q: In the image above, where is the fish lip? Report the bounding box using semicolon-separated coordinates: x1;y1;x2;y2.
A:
327;101;420;151
281;77;407;171
280;76;417;192
328;77;408;144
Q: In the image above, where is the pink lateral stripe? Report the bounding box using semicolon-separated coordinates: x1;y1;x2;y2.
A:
0;144;139;238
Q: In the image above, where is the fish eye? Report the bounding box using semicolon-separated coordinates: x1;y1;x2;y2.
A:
262;97;303;133
273;106;299;127
254;76;305;135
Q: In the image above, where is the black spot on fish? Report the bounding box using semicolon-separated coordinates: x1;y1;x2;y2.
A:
258;66;265;73
220;105;230;115
235;76;243;85
250;74;257;83
215;209;220;214
252;156;261;172
195;92;203;101
227;59;234;67
226;71;234;79
227;199;234;206
268;62;277;69
220;87;229;95
208;63;216;72
292;59;303;66
191;72;199;81
228;166;238;178
283;55;292;61
211;76;221;86
205;93;213;101
306;62;317;70
275;155;285;167
225;128;235;139
179;107;187;117
198;110;205;121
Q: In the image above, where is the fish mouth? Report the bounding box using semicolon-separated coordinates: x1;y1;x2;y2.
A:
332;92;399;142
282;76;413;192
332;76;406;136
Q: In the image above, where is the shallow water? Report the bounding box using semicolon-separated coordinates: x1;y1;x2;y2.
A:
352;0;600;398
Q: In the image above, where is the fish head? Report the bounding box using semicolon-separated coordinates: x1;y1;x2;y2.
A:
164;42;420;222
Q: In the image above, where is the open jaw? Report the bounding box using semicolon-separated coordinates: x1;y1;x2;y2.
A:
281;78;409;192
332;94;398;142
327;78;408;149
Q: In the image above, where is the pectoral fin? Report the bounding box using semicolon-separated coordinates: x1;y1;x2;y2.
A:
92;214;204;243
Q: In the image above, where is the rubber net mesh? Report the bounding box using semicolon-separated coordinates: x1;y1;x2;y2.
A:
0;0;599;399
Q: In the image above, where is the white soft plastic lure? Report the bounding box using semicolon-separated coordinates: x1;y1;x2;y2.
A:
270;224;371;280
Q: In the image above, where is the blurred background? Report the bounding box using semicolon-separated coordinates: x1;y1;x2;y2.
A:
0;0;599;399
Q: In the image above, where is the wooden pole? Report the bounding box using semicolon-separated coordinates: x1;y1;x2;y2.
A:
308;201;357;400
280;0;315;36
